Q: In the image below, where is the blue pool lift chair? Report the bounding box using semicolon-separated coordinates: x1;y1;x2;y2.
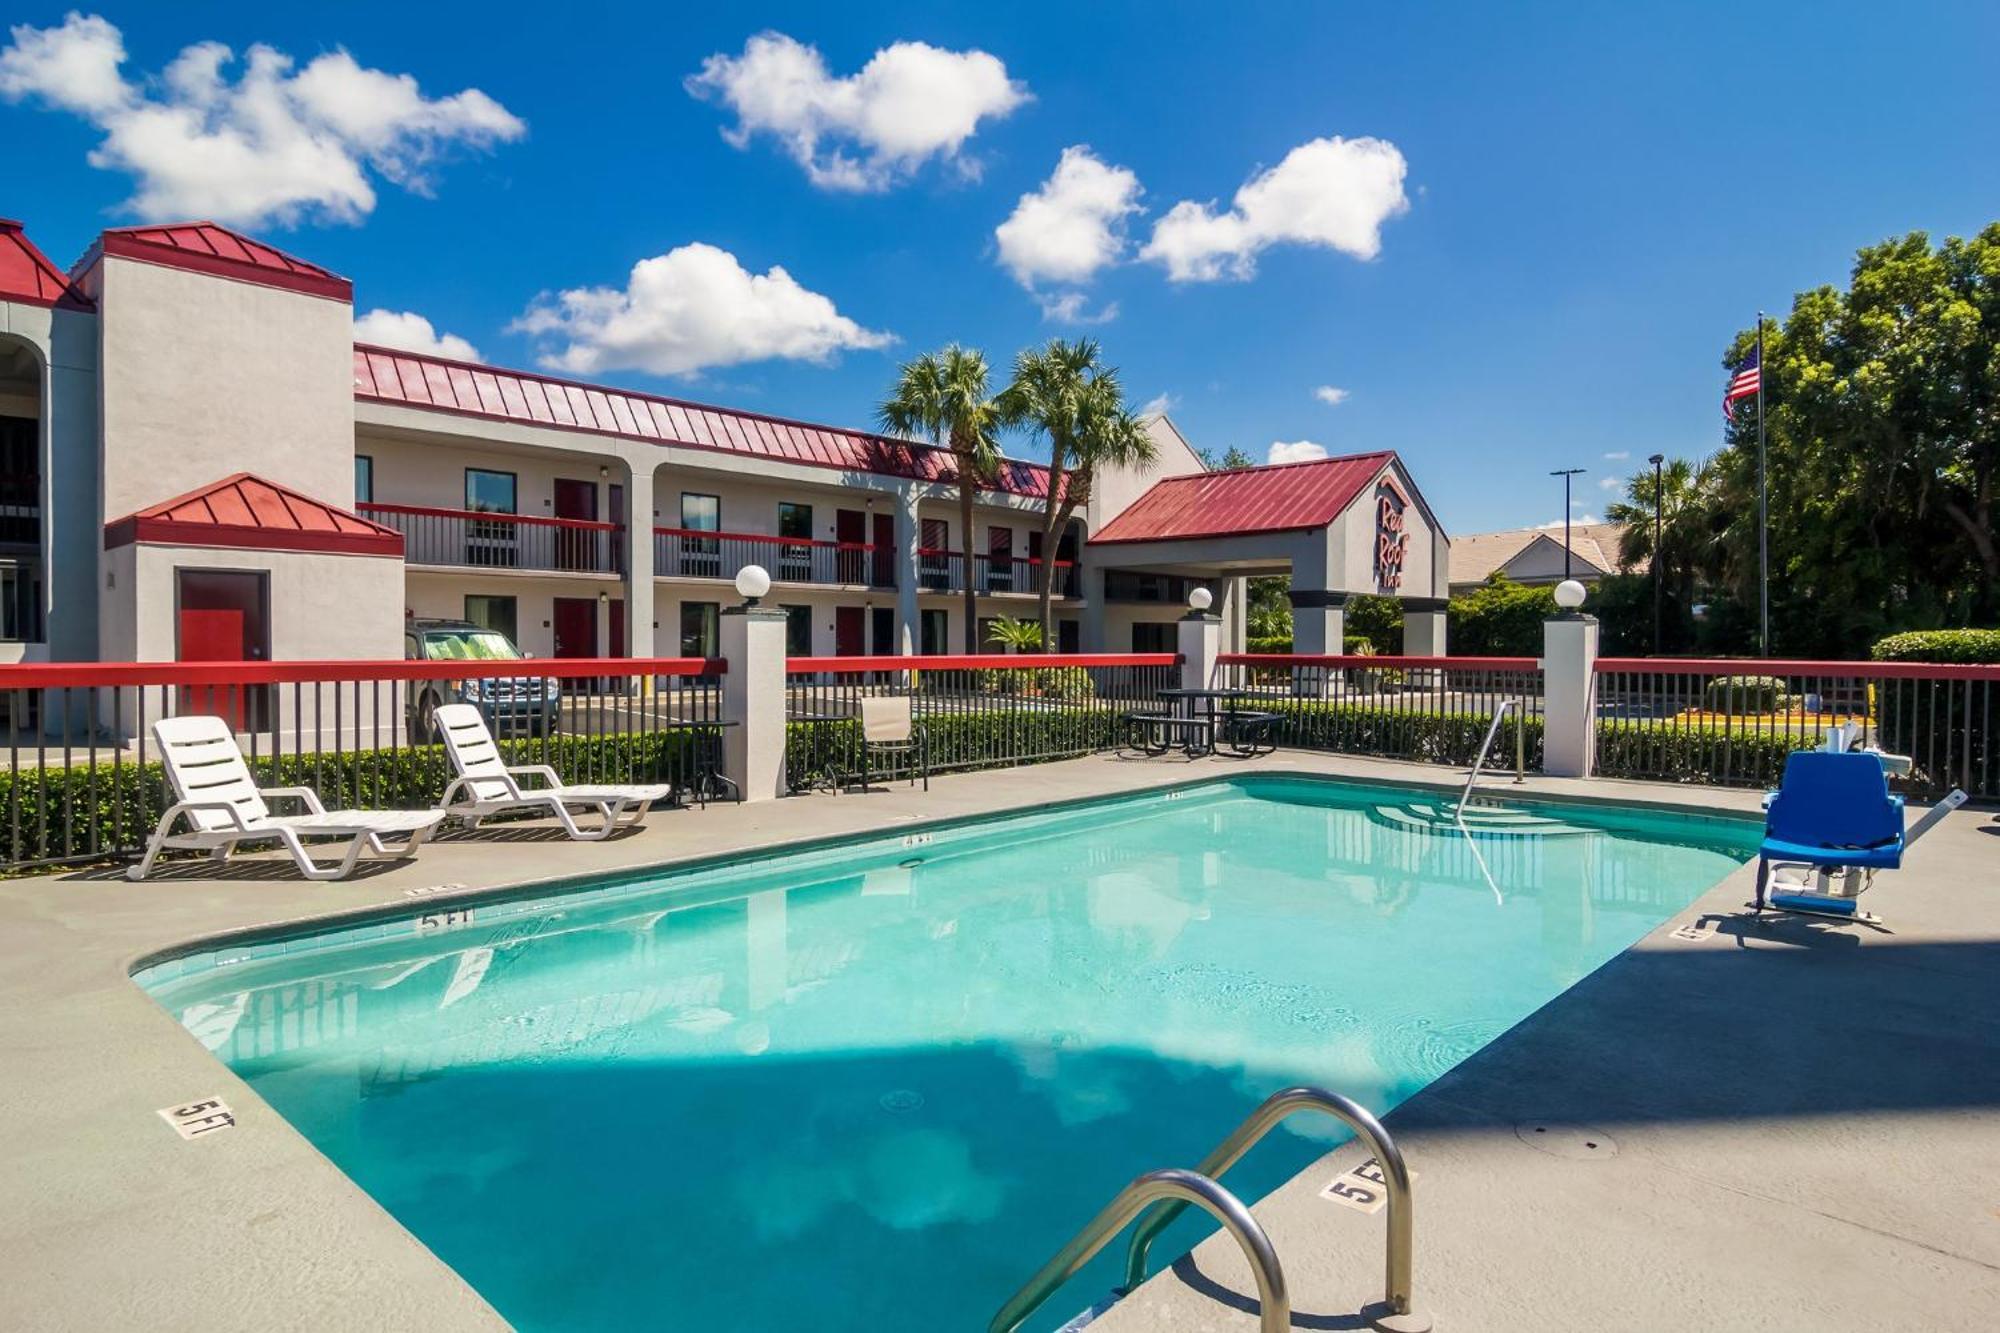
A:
1755;750;1907;916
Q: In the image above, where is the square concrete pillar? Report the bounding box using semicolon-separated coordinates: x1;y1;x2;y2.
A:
1541;613;1600;777
893;489;921;654
1401;605;1447;657
721;604;789;801
1178;609;1220;690
620;462;655;658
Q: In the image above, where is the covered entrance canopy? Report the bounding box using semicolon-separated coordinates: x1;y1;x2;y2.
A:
1085;451;1451;654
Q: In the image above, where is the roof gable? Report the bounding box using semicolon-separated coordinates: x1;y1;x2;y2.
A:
353;345;1056;500
105;472;401;556
0;219;90;309
1087;452;1398;545
88;222;352;302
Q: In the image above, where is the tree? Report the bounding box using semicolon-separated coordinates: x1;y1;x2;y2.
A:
1448;574;1557;656
1702;225;2000;654
1194;445;1255;469
1001;339;1159;645
878;347;1004;652
1604;455;1712;653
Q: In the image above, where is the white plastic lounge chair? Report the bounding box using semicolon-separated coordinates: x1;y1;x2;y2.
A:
130;715;444;881
433;703;672;839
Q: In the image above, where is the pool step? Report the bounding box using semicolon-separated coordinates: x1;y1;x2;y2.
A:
1369;800;1593;838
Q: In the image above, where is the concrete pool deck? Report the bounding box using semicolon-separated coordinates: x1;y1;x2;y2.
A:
0;751;1992;1331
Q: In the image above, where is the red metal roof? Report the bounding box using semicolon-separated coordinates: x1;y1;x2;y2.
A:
104;472;403;556
88;222;352;302
352;345;1056;500
1089;452;1399;545
0;219;89;309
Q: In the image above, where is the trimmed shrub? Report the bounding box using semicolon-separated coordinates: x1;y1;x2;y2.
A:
1594;719;1800;789
1255;698;1545;769
1247;634;1293;655
1870;629;2000;664
1700;675;1789;713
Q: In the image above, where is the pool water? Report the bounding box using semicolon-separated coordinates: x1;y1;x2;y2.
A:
138;776;1756;1331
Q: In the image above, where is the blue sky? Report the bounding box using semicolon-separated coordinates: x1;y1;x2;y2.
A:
4;2;1995;532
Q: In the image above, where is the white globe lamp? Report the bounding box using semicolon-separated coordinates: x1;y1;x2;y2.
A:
1187;586;1214;613
1553;579;1588;612
735;564;772;605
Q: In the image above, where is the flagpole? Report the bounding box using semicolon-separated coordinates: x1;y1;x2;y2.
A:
1755;312;1769;656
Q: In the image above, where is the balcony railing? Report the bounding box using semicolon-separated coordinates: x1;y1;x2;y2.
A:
360;503;623;575
916;549;1079;598
654;527;895;589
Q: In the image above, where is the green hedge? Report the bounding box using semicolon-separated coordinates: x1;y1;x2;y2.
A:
1870;629;2000;664
1254;698;1546;769
787;707;1125;783
1701;675;1790;712
1594;719;1800;789
0;730;710;872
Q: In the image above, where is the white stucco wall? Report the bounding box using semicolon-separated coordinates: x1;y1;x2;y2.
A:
123;545;404;663
96;257;355;520
1088;414;1209;534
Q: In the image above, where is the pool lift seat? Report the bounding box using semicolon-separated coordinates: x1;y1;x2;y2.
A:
1756;749;1966;922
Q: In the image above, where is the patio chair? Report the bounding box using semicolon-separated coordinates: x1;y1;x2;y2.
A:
130;715;444;881
852;696;928;791
433;703;672;839
1755;750;1905;912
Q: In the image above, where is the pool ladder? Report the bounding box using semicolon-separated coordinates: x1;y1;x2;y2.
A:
987;1085;1432;1333
1458;697;1526;814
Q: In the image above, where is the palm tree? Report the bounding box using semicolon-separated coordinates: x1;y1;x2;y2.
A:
984;615;1044;652
878;346;1004;652
1607;455;1717;645
1001;339;1159;645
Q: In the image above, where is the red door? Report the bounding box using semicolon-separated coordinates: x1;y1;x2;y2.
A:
608;599;626;658
177;570;268;729
836;509;866;584
554;479;598;571
553;597;597;660
834;606;864;656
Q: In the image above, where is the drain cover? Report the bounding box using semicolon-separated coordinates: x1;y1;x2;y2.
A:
879;1089;925;1114
1514;1122;1618;1159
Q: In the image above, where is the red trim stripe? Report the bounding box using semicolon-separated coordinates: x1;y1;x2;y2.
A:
1595;657;2000;681
1217;653;1539;670
787;654;1178;672
0;657;723;689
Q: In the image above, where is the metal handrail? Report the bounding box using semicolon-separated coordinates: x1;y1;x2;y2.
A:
1123;1086;1428;1331
988;1168;1289;1333
1459;697;1519;811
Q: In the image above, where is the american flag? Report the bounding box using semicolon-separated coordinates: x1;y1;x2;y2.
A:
1723;347;1761;418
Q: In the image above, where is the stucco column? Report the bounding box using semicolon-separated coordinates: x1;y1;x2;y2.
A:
1079;562;1108;651
893;488;921;653
1178;607;1220;690
1290;590;1346;655
720;604;789;801
1401;603;1448;656
621;459;654;659
1228;577;1248;653
1541;612;1600;777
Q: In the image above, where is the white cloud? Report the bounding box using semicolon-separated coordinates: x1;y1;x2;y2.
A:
995;145;1142;292
1598;476;1621;491
1602;449;1630;460
1535;514;1603;528
1035;291;1119;325
1267;440;1330;464
1138;392;1177;418
0;14;523;227
353;308;480;361
1312;384;1349;407
1141;135;1409;282
686;31;1027;192
512;241;893;377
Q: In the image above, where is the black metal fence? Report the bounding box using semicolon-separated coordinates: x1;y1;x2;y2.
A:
0;658;725;874
360;503;623;574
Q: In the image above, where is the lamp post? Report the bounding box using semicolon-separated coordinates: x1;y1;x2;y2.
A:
1648;453;1664;656
1550;468;1586;581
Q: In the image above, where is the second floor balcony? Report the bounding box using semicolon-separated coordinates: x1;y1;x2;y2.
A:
654;527;895;589
361;503;623;575
917;550;1079;599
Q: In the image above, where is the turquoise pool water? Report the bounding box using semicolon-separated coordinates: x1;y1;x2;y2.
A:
137;776;1755;1331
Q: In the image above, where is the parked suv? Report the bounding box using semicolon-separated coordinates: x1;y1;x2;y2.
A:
404;619;560;742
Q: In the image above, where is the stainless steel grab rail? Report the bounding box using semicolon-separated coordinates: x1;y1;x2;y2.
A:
987;1168;1289;1333
1123;1086;1430;1332
1459;698;1518;812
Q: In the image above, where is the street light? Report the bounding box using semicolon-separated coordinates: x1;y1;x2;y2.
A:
1550;468;1586;581
1648;453;1665;656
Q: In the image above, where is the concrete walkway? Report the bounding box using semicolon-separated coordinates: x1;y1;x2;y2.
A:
0;751;1991;1331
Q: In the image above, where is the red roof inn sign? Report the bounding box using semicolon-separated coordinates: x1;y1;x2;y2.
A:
1375;477;1410;592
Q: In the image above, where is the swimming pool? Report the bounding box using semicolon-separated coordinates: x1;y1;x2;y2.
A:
137;775;1756;1331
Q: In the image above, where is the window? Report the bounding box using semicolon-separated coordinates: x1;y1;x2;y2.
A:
1132;621;1174;653
464;469;518;568
1058;619;1080;653
783;604;812;656
777;502;813;581
920;609;949;655
681;493;719;531
679;601;719;658
354;454;373;505
463;594;518;644
986;526;1013;592
871;607;896;655
678;493;721;577
919;517;951;590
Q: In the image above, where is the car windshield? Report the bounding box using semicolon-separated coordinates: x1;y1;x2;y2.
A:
420;630;521;662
